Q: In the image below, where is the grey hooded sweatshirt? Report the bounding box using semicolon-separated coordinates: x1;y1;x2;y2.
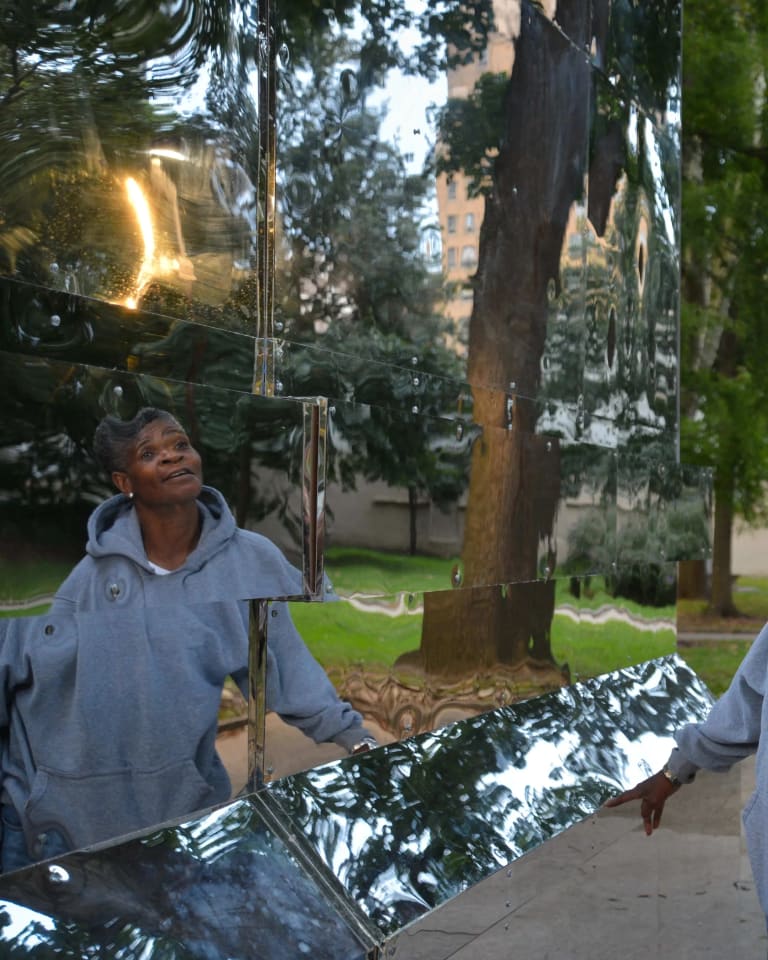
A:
0;488;370;860
665;621;768;916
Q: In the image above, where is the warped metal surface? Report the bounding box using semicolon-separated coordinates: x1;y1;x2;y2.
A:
0;801;371;959
267;655;713;936
0;656;712;954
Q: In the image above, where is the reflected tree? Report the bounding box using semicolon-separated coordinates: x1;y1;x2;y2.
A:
680;0;768;615
278;0;681;686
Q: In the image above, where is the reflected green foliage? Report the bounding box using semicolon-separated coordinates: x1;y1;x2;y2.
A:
681;0;768;614
278;0;493;80
435;72;508;197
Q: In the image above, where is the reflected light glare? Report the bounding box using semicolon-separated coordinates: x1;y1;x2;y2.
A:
147;147;188;162
124;176;156;310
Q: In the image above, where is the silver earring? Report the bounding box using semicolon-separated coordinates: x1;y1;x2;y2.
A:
128;492;134;500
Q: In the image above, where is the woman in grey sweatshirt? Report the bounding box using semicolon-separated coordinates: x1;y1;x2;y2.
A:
0;407;375;871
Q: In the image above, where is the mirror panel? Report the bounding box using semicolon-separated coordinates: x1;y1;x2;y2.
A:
267;654;712;937
0;2;265;336
0;356;313;612
280;571;676;755
596;0;682;125
0;799;372;958
0;654;711;953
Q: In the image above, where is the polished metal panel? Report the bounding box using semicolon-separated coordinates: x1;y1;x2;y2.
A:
617;455;712;582
286;570;676;744
0;2;264;336
585;72;680;444
303;398;328;597
552;577;676;685
0;799;371;958
597;0;682;124
0;276;258;388
267;654;713;936
0;356;314;610
0;655;714;953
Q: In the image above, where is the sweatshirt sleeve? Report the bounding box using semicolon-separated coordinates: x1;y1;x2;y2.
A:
671;621;768;776
264;602;375;751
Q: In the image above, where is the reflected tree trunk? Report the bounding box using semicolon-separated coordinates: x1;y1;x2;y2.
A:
409;0;596;680
710;466;737;616
408;485;418;556
677;559;707;600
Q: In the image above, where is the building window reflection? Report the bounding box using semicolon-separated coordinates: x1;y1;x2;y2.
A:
460;245;477;267
447;215;457;234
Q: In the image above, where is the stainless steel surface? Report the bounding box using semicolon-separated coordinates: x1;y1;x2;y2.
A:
0;800;371;958
268;655;713;936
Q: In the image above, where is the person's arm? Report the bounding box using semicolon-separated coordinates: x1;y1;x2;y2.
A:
236;601;377;752
606;621;768;831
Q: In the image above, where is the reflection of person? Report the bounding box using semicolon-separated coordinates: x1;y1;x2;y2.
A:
606;627;768;920
0;408;375;871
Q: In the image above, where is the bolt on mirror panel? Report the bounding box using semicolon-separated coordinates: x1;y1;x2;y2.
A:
267;654;713;938
0;2;267;338
0;799;372;959
0;354;317;611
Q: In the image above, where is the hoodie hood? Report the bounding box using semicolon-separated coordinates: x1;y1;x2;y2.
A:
86;485;237;575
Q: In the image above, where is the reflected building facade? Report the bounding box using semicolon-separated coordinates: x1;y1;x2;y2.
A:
0;0;714;956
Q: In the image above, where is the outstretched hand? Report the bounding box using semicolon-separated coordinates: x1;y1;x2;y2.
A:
604;770;680;835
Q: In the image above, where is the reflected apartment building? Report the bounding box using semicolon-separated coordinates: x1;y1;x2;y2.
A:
436;0;525;353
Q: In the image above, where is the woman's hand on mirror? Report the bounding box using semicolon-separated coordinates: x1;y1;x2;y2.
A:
604;770;680;835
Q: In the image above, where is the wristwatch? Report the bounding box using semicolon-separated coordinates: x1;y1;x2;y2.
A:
350;737;378;755
662;766;681;786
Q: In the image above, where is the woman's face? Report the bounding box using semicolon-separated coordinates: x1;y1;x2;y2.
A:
113;417;203;507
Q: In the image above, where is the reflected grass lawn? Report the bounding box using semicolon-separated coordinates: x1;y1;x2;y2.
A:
324;546;457;596
0;558;71;617
290;600;421;668
677;640;753;697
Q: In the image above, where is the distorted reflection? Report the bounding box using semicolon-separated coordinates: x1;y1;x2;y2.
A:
0;404;376;866
268;654;712;934
0;800;370;958
0;359;310;611
0;0;262;330
0;597;374;868
288;578;678;741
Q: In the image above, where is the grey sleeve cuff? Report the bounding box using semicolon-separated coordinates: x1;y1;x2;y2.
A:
665;747;699;784
332;725;378;752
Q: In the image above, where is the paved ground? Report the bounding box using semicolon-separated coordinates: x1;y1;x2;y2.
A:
392;760;766;959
